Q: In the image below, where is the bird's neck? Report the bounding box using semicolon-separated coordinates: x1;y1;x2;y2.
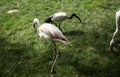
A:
112;17;120;40
36;22;40;34
36;21;40;28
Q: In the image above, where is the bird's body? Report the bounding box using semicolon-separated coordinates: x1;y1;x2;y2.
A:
38;23;68;44
32;18;68;74
51;12;68;22
45;12;82;31
110;11;120;52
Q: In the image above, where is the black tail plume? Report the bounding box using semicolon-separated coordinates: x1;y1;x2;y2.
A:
44;16;58;27
44;16;52;23
68;13;82;23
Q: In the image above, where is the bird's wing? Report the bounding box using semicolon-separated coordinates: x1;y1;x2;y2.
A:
40;23;62;37
52;12;67;21
39;23;68;44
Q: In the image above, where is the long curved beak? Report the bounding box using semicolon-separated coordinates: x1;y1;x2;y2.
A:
72;13;82;23
75;16;82;23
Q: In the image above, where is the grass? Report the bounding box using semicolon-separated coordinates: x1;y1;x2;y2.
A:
0;0;120;77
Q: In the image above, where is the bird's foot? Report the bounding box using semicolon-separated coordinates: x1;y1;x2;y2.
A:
50;68;56;74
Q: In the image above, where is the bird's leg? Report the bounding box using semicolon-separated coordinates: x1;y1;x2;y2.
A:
58;23;63;32
52;21;63;32
52;21;58;27
110;41;120;52
58;23;61;30
110;45;114;52
51;41;57;64
51;46;57;64
50;42;59;74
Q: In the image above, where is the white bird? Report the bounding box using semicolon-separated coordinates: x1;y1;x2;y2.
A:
110;11;120;52
32;18;68;74
44;12;82;31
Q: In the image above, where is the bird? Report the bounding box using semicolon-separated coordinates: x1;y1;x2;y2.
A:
44;12;82;31
32;18;68;74
110;11;120;52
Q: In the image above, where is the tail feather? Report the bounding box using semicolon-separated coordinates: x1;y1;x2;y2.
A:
61;37;68;45
59;35;69;45
53;36;68;45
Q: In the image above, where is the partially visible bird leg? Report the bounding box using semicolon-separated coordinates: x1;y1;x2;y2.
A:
52;21;63;32
51;21;58;27
110;44;114;52
50;42;59;74
51;45;57;64
116;41;120;44
58;23;63;32
110;41;120;52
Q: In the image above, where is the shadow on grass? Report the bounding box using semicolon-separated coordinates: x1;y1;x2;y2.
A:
0;37;34;77
72;58;120;77
57;51;120;77
64;30;85;36
62;14;120;77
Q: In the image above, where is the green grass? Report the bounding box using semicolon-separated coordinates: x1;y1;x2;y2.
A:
0;0;120;77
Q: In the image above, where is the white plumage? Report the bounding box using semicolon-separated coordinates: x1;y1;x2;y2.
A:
110;11;120;52
51;12;68;21
38;23;68;44
32;18;68;73
45;12;82;31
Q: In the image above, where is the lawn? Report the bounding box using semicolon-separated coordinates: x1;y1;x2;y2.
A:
0;0;120;77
